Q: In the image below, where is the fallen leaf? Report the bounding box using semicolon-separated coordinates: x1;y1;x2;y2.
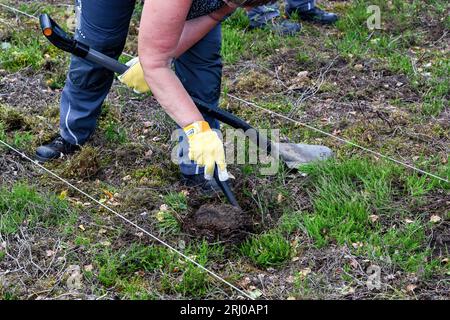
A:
430;215;441;223
406;284;417;292
341;286;355;295
100;240;111;247
144;150;153;158
352;242;364;249
277;193;284;203
238;277;251;289
354;64;364;71
298;268;312;280
58;190;68;200
46;250;56;257
84;264;94;272
78;225;86;231
103;189;114;200
349;259;359;269
248;289;263;299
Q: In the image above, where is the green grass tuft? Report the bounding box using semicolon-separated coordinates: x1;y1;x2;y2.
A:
241;232;292;268
0;183;75;235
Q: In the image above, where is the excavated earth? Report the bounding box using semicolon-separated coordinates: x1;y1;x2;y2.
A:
183;204;253;244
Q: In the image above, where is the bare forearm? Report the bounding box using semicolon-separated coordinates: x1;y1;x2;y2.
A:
145;67;203;127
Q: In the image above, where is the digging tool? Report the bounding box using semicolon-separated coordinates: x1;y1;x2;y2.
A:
39;14;332;204
39;14;240;208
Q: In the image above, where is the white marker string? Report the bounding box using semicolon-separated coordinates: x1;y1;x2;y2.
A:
227;94;449;184
0;139;254;300
0;2;37;19
0;3;255;300
1;2;448;183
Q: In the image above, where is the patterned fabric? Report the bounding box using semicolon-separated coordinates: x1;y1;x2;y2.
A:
187;0;225;20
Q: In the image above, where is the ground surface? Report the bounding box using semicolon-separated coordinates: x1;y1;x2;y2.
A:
0;0;449;300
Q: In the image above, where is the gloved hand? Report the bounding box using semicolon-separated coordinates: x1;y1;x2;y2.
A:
118;57;151;94
184;121;229;181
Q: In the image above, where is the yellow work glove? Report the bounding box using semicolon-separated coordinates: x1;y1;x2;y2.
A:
118;57;151;94
184;121;229;182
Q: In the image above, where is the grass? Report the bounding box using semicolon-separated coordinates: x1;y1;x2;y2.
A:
277;211;305;235
0;183;76;235
0;0;448;300
163;192;188;212
298;157;445;274
221;9;304;64
95;241;223;298
0;121;6;147
241;231;292;268
103;120;128;144
331;0;449;116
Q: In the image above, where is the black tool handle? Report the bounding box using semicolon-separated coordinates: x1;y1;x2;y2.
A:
39;14;128;74
214;166;240;208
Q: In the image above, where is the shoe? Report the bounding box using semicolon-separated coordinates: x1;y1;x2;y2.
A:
249;16;302;36
181;174;224;194
35;136;79;162
288;7;339;25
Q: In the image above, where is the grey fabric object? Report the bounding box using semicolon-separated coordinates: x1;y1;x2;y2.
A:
277;143;333;168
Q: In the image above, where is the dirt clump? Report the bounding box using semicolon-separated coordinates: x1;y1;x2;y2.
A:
183;204;253;244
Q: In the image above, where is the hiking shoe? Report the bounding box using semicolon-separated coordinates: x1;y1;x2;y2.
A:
288;7;339;25
35;136;79;162
249;16;302;36
181;174;224;194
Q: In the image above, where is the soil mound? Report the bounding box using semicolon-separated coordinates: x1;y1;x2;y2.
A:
183;204;252;244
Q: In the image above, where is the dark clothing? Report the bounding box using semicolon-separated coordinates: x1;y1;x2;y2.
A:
188;0;225;20
248;0;316;23
61;0;223;175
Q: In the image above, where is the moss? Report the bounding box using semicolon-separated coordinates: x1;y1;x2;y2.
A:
62;146;101;179
235;70;275;93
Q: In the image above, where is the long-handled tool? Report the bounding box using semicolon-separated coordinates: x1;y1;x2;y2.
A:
39;14;332;207
40;14;240;208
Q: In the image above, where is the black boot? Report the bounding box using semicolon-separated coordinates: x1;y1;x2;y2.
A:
35;136;79;162
181;174;223;194
288;7;339;25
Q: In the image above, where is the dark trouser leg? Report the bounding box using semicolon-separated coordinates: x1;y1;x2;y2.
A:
174;24;223;176
60;0;135;145
286;0;316;13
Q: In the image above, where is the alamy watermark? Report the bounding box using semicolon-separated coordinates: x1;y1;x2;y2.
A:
367;5;382;30
171;128;281;176
366;265;382;290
